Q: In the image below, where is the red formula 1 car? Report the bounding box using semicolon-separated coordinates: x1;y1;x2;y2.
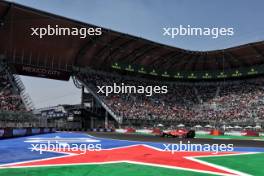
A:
161;129;195;138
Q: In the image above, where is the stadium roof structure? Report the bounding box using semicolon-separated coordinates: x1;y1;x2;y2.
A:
0;0;264;80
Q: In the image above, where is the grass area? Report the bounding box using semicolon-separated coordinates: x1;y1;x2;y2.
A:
0;163;215;176
200;152;264;176
196;134;264;140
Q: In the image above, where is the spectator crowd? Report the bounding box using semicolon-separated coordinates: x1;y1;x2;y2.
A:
0;69;25;112
79;71;264;124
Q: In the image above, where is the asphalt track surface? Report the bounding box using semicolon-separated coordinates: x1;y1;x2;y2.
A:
88;132;264;148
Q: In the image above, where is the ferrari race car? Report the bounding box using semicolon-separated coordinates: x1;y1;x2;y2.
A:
161;129;195;138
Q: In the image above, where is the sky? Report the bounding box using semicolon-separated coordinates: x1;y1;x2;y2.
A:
10;0;264;109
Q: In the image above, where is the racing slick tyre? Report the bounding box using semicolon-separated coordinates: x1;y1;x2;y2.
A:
161;133;170;138
186;130;195;138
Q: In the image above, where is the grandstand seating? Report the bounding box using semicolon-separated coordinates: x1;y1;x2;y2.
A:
0;68;26;112
79;71;264;126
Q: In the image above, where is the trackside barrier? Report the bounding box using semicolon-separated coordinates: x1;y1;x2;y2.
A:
32;128;40;134
136;129;152;134
0;127;56;139
115;129;126;133
222;131;260;136
210;130;223;136
43;128;50;133
0;129;4;137
116;128;158;134
90;128;115;132
99;128;105;132
224;131;243;136
194;130;211;135
115;129;264;137
13;128;27;136
26;128;32;135
2;128;13;137
243;130;259;137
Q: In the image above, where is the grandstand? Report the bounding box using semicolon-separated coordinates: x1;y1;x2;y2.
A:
0;0;263;131
0;58;36;128
78;70;264;129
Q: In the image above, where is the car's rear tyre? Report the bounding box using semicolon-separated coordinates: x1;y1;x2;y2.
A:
186;130;195;138
161;133;167;137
